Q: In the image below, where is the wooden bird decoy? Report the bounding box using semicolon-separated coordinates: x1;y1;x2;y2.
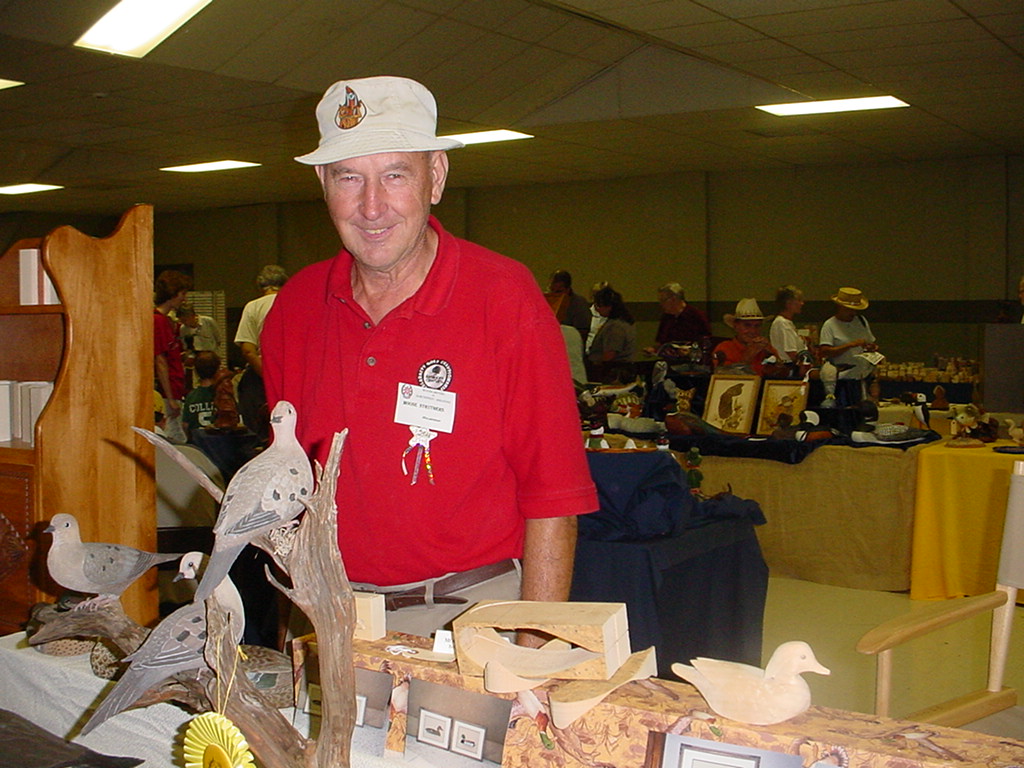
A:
671;641;830;725
44;513;180;609
193;399;313;601
81;552;244;735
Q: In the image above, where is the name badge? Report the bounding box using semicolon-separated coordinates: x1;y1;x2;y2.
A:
394;382;456;433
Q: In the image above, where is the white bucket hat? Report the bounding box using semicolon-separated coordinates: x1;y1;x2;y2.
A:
724;298;764;327
295;76;463;165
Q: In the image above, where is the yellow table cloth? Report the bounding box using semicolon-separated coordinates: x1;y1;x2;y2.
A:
911;439;1024;599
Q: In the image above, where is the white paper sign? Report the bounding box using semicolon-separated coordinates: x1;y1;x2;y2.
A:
394;382;456;433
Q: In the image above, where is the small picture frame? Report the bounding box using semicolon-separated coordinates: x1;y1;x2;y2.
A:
679;746;761;768
416;709;451;749
703;374;760;434
756;379;809;436
451;720;487;760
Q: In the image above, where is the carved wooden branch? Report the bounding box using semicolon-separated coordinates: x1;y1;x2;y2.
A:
27;602;147;656
205;597;309;767
244;428;355;768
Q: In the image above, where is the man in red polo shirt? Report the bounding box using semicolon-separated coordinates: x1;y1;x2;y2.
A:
261;76;597;640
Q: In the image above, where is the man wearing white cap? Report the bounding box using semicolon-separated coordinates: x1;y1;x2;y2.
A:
261;76;597;641
713;298;780;376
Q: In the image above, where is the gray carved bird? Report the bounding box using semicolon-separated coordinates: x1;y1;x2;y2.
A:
193;399;313;601
81;551;244;735
672;641;830;725
44;513;180;609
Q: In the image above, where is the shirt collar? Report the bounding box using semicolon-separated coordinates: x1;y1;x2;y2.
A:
324;215;456;318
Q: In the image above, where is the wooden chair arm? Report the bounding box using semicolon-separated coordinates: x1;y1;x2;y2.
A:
856;590;1007;655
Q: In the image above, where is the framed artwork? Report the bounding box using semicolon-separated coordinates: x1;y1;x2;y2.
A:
417;709;452;749
756;380;809;436
703;374;759;434
645;733;801;768
451;720;487;760
680;747;761;768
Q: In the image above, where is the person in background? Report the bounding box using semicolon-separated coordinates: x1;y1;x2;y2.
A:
548;269;591;343
234;264;288;445
153;390;169;439
154;269;192;444
182;350;221;438
1019;275;1024;323
713;298;779;376
819;286;879;406
642;283;711;356
587;285;637;382
768;285;810;363
261;75;596;642
178;303;221;354
178;302;222;389
585;280;609;354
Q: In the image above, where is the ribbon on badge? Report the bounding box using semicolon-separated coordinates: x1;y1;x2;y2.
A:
401;425;437;485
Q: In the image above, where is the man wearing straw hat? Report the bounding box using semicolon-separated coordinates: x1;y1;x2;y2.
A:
713;298;780;376
261;76;596;641
819;287;880;406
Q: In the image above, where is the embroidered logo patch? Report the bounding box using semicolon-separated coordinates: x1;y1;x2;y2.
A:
335;86;366;130
418;360;453;391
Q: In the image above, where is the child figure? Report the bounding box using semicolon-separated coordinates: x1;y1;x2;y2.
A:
182;350;221;438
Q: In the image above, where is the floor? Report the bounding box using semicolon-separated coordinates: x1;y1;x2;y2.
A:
761;576;1024;737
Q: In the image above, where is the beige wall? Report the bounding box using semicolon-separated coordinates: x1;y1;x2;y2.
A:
142;152;1022;363
463;172;708;303
707;157;1008;302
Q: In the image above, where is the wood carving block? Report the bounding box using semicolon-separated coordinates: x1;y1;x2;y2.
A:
353;591;385;641
452;601;630;681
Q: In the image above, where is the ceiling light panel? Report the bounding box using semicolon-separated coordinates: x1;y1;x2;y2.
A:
756;96;910;116
75;0;213;58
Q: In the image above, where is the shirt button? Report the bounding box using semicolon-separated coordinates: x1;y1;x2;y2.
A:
364;321;371;329
367;356;376;366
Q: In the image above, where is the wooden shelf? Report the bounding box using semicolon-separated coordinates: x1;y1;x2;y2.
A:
0;443;36;464
0;305;65;315
0;206;156;633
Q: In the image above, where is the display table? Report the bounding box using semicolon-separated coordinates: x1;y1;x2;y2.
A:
0;632;436;767
5;630;1024;768
698;443;927;591
910;440;1024;599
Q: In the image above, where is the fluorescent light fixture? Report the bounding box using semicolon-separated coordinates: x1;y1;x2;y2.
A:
0;183;64;195
75;0;212;58
440;129;533;145
0;79;24;91
161;160;260;173
756;96;909;116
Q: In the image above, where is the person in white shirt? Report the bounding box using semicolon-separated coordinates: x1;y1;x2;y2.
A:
768;285;807;363
234;264;288;444
819;287;879;406
178;304;221;354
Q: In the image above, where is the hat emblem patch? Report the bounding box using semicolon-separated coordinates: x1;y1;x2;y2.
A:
335;86;366;130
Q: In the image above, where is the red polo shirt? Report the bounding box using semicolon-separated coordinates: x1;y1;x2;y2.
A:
262;217;596;585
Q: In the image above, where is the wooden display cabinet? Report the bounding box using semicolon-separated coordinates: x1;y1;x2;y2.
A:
0;205;157;632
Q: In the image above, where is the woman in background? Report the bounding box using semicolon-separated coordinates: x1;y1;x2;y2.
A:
587;286;636;383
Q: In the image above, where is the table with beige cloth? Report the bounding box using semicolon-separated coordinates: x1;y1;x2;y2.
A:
698;443;928;591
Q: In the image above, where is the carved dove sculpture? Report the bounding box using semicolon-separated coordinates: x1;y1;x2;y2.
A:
671;641;830;725
81;551;244;735
44;513;180;608
193;399;313;601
